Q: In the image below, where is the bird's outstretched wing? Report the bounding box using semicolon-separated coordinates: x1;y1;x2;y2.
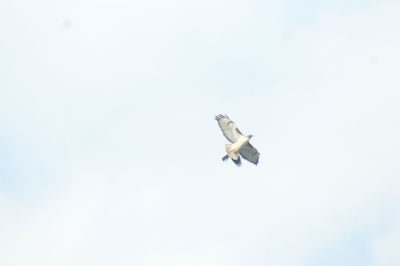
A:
239;142;260;165
215;114;243;143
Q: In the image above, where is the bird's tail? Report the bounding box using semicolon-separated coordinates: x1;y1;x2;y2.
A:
225;144;238;159
232;156;241;166
223;144;241;166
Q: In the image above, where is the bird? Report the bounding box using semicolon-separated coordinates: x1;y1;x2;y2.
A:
215;114;260;166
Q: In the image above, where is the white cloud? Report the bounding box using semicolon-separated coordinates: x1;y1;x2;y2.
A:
1;0;399;266
372;222;400;266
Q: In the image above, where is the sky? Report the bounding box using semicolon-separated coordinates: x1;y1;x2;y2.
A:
0;0;399;265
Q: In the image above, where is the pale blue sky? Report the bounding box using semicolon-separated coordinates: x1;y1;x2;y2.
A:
1;0;400;265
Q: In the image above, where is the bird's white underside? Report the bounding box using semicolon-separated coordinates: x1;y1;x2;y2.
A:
225;135;250;160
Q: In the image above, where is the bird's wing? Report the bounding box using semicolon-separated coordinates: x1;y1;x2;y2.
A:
215;114;243;143
239;142;260;165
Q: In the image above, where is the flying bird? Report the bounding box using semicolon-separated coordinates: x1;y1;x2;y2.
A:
215;114;260;166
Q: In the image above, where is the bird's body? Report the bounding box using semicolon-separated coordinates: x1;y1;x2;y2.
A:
226;134;250;156
215;114;260;166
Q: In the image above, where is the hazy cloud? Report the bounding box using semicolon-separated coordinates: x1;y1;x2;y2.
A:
1;0;399;266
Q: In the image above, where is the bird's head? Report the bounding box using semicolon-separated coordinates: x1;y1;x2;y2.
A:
247;134;253;139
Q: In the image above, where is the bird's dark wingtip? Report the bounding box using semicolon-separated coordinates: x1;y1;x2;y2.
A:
222;154;229;161
215;114;228;121
232;156;242;167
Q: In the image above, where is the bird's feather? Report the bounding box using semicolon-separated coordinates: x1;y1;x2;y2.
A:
215;114;243;143
239;142;260;165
